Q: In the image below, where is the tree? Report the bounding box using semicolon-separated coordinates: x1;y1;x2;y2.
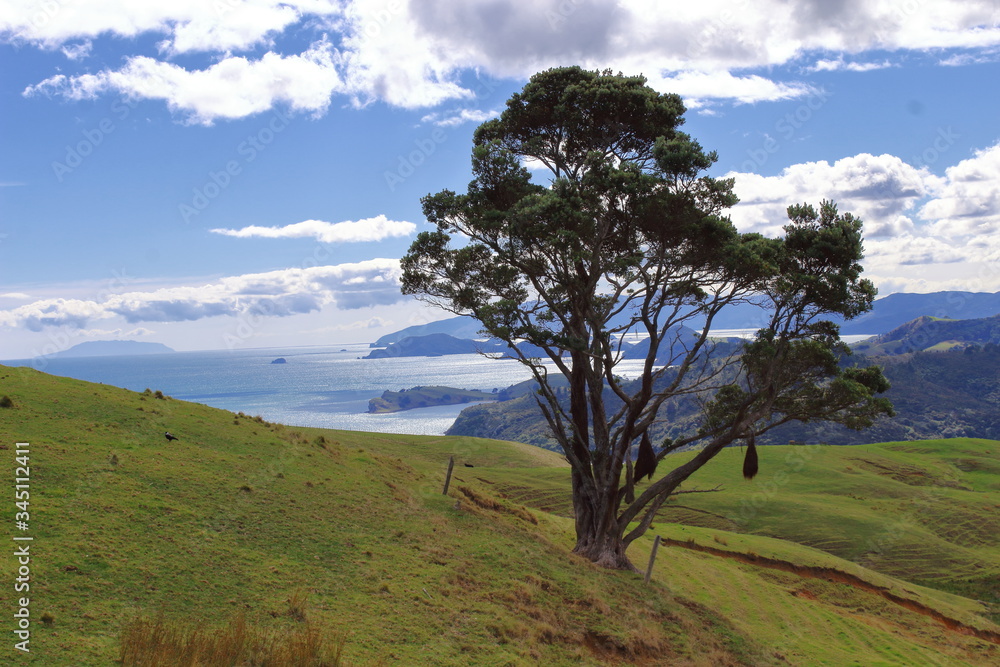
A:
401;67;892;570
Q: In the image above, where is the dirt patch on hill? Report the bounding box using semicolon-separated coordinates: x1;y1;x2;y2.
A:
849;457;970;489
660;537;1000;645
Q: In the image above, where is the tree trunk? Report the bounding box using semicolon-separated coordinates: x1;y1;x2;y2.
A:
571;481;636;571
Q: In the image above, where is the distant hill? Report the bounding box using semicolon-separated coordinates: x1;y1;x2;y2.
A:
375;292;1000;344
367;385;497;413
854;313;1000;355
841;291;1000;335
364;333;504;359
370;316;485;347
47;340;175;358
450;343;1000;448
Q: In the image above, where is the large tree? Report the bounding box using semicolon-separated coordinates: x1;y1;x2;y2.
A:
401;67;892;570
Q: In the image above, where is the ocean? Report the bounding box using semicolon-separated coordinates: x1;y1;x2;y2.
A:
3;331;873;436
2;344;650;436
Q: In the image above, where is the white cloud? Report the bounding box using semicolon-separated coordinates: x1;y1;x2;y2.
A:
0;259;405;330
726;145;1000;292
0;292;31;300
60;40;92;60
727;153;941;237
211;215;416;243
420;108;500;127
0;298;109;331
921;143;1000;237
75;326;155;338
0;0;338;53
939;49;1000;67
643;70;817;108
807;56;893;72
334;0;475;109
8;0;999;122
25;39;344;124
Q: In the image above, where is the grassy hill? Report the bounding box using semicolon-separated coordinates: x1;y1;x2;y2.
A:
490;440;1000;619
853;313;1000;355
1;365;998;665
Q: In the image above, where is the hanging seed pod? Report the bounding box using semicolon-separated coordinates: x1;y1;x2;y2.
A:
634;431;658;481
742;434;759;480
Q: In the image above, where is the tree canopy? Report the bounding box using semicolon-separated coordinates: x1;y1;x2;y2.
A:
401;66;892;570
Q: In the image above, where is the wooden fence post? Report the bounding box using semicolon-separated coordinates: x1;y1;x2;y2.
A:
442;455;455;495
644;535;661;584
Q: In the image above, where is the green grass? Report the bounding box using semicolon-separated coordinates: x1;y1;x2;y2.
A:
1;364;998;665
490;438;1000;618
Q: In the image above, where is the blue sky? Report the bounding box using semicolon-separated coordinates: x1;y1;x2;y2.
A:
1;0;999;359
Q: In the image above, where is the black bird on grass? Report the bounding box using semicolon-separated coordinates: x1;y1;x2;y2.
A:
164;432;179;442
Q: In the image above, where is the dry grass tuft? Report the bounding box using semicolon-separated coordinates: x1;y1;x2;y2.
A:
457;486;537;524
119;607;348;666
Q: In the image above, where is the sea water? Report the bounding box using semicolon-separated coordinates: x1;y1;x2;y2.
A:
2;344;651;435
3;333;871;436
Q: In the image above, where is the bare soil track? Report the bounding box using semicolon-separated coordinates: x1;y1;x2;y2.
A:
661;537;1000;645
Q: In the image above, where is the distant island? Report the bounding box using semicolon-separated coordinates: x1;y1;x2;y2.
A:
271;357;287;364
44;340;175;359
367;385;498;414
364;333;505;359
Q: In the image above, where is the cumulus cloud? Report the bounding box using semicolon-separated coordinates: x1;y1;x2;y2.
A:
0;259;405;330
1;298;109;331
0;0;333;52
8;0;999;122
727;153;941;237
25;39;344;124
725;145;1000;292
643;70;817;108
921;143;1000;237
210;215;416;243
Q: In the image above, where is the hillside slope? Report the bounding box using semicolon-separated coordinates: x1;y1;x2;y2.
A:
490;439;1000;623
0;366;997;665
449;343;1000;446
854;313;1000;355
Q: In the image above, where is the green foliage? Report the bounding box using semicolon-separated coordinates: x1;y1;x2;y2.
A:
402;66;891;567
0;394;14;408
